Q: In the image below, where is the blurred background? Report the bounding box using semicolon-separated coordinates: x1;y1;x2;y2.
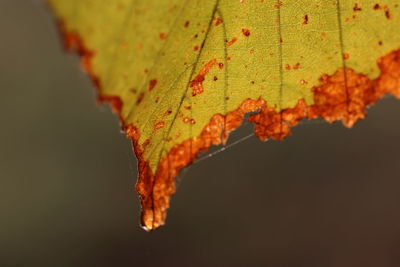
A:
1;1;400;266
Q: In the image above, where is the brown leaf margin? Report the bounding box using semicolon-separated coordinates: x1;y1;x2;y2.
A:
57;21;400;231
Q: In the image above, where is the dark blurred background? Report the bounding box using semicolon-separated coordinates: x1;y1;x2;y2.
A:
1;1;400;266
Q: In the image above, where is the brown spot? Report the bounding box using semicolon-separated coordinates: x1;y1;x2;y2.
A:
98;95;123;114
184;21;190;28
190;77;205;96
148;79;158;91
143;139;150;148
159;33;168;40
226;37;238;46
385;9;392;19
353;3;362;11
274;1;283;8
213;76;218;81
311;51;400;127
193;45;200;51
242;28;251;37
343;53;350;60
183;117;195;124
303;14;309;24
190;59;220;96
56;22;127;121
154;121;165;130
136;92;145;105
373;4;392;19
285;63;300;70
249;100;307;141
214;17;223;26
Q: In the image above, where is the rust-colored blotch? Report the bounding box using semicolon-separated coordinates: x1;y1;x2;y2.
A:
242;28;251;37
148;79;158;91
190;58;220;96
226;37;238;46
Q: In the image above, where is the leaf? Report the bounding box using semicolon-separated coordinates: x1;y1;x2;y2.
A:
49;0;400;230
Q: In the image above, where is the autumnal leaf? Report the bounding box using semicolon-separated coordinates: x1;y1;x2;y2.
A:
49;0;400;230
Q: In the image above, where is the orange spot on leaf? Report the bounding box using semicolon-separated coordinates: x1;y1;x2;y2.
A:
154;121;165;130
136;92;145;105
242;28;251;37
214;17;223;26
190;59;220;96
353;3;362;11
159;33;168;40
148;79;158;91
303;14;309;24
226;37;238;46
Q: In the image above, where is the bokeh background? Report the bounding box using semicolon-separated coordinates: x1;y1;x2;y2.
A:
1;1;400;266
